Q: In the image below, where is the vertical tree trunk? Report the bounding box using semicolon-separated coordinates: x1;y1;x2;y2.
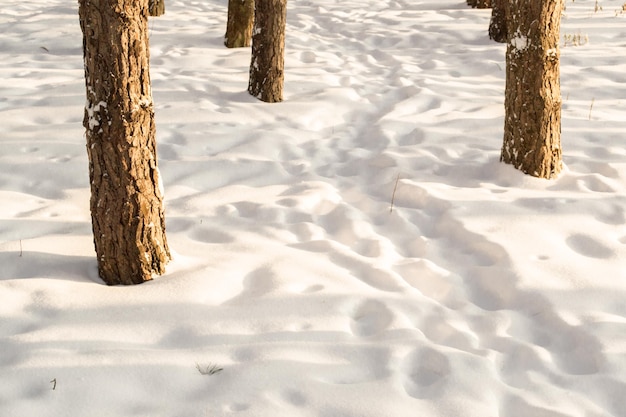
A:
225;0;255;48
149;0;165;17
79;0;170;285
489;0;507;43
467;0;492;8
248;0;287;103
501;0;563;179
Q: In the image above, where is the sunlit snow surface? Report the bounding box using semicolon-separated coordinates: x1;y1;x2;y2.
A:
1;1;625;416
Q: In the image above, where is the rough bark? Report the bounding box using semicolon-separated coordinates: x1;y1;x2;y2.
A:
149;0;165;17
225;0;255;48
501;0;564;179
489;0;507;43
467;0;492;8
79;0;171;285
248;0;287;103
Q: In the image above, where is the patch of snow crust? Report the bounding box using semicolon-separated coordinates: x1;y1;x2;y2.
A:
85;100;107;130
510;30;529;52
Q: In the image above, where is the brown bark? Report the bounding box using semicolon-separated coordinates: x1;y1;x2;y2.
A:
248;0;287;103
148;0;165;16
79;0;170;285
225;0;255;48
467;0;492;8
501;0;563;179
149;0;165;17
489;0;507;43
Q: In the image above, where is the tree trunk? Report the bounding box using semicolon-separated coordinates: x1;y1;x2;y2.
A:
489;0;507;43
149;0;165;17
467;0;492;8
248;0;287;103
79;0;171;285
501;0;564;179
225;0;255;48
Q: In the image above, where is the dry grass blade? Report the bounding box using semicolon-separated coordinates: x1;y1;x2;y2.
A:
196;363;224;376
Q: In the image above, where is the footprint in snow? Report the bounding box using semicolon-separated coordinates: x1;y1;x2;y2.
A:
402;346;451;399
566;234;614;259
349;299;394;337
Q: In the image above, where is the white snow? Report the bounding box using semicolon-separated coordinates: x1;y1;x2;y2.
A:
1;1;625;417
85;100;107;130
510;30;529;52
155;166;165;198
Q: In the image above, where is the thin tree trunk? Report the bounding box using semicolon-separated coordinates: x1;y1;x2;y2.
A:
149;0;165;17
248;0;287;103
467;0;492;8
489;0;507;43
501;0;564;179
225;0;255;48
79;0;170;285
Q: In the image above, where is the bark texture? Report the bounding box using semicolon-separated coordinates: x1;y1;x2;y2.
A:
225;0;254;48
248;0;287;103
467;0;492;8
79;0;170;285
149;0;165;16
501;0;563;179
489;0;507;43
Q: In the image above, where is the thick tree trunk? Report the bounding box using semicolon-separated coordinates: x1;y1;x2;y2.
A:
225;0;255;48
149;0;165;17
248;0;287;103
79;0;171;285
467;0;492;8
501;0;563;179
489;0;507;43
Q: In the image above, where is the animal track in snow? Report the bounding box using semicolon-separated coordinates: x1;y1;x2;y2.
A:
280;388;307;406
594;203;625;225
331;251;406;292
402;346;451;399
227;266;280;304
566;234;614;259
421;316;479;354
189;226;235;244
349;299;394;337
394;259;455;302
531;317;604;376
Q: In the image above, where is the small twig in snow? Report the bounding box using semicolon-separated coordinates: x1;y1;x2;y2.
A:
390;174;400;213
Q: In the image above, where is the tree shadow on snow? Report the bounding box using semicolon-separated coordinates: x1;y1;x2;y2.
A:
0;251;101;284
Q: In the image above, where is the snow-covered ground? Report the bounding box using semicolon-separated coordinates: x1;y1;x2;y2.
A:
1;1;625;416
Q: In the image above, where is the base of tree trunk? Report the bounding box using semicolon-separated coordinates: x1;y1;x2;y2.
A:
501;0;564;179
489;0;507;43
248;0;287;103
225;0;254;48
79;0;171;285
